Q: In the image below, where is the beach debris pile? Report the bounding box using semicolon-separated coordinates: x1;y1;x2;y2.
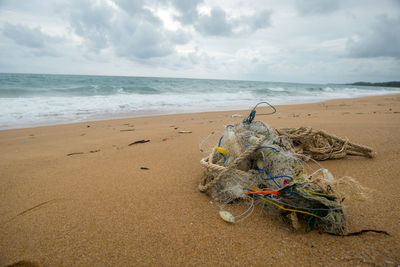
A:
199;103;374;234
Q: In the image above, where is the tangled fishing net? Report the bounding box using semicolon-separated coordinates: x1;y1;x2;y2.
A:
199;103;374;235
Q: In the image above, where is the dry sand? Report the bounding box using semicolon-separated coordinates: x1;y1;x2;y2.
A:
0;94;399;266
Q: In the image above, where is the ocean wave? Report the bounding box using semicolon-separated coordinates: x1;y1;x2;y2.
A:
1;73;400;129
120;86;160;94
268;87;285;92
306;87;335;92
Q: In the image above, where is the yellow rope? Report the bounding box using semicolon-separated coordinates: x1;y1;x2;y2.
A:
259;196;321;218
302;188;336;198
250;186;320;218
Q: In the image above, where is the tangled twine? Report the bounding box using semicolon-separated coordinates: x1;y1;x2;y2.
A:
276;127;374;160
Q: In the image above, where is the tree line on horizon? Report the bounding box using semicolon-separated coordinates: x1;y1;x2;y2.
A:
350;81;400;88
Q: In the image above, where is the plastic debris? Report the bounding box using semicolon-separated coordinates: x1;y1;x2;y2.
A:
219;210;235;223
231;114;243;118
215;147;229;155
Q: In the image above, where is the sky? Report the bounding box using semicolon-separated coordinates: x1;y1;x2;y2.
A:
0;0;399;83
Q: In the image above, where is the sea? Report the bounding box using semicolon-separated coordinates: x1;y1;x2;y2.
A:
1;73;399;130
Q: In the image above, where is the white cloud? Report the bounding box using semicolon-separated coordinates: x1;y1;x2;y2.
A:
61;0;192;60
0;0;399;83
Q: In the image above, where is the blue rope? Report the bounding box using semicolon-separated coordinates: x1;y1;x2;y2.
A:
259;167;280;188
259;167;293;188
218;135;223;147
243;109;256;124
243;101;276;124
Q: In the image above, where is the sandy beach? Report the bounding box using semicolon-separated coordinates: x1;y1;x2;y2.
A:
0;94;399;266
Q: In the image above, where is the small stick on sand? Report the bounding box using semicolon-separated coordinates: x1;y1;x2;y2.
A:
67;152;84;156
128;140;150;146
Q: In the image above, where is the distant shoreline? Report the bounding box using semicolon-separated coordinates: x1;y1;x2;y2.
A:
349;81;400;88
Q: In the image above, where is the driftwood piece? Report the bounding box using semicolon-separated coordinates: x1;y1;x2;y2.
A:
128;140;150;146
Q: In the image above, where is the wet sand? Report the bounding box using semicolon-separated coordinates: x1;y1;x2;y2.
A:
0;94;399;266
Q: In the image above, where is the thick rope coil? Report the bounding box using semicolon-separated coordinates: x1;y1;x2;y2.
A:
276;127;374;160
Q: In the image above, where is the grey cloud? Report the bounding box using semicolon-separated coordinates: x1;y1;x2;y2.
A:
113;22;174;60
168;0;272;36
196;7;232;36
2;23;54;48
169;29;191;44
114;0;144;15
347;15;400;59
194;7;272;36
295;0;340;16
68;2;112;51
65;0;188;60
115;0;162;25
232;9;273;35
250;10;273;30
0;0;55;14
171;0;203;25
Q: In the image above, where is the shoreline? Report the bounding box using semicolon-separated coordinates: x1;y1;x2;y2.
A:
1;94;399;266
2;93;400;131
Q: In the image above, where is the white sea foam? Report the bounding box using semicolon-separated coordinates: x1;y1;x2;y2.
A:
1;73;399;130
0;88;397;130
268;87;285;92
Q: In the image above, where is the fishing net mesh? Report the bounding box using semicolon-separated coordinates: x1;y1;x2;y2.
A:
199;120;373;234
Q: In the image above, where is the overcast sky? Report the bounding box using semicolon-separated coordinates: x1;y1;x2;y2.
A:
0;0;399;83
